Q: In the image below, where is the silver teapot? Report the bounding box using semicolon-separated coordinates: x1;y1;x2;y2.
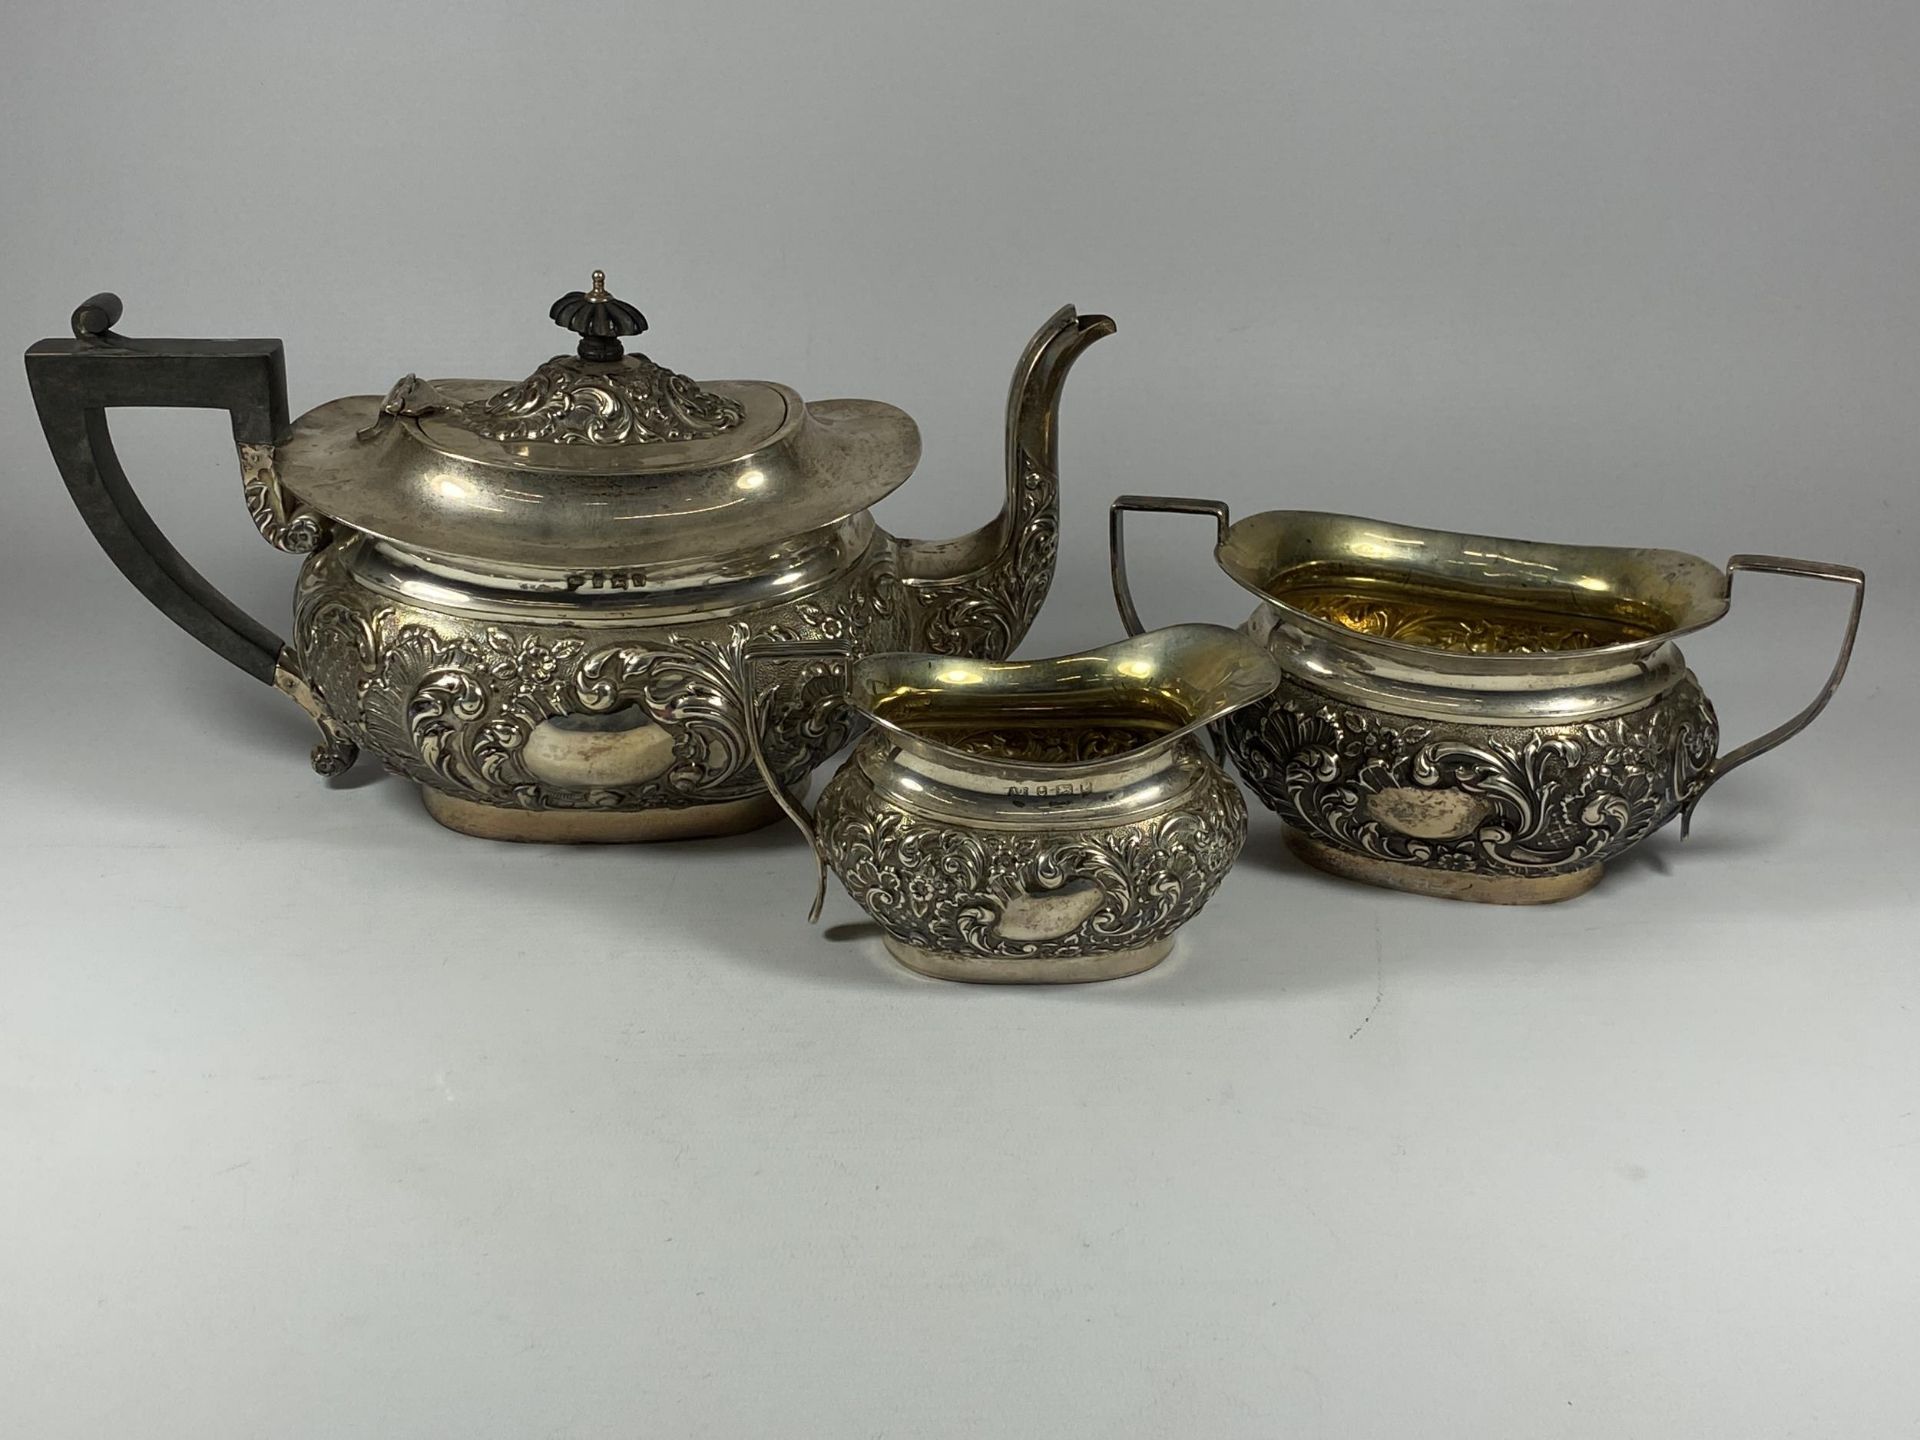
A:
26;275;1112;841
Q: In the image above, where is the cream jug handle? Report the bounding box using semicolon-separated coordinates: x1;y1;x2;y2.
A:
1108;494;1233;636
24;294;355;774
742;643;854;923
1681;554;1866;835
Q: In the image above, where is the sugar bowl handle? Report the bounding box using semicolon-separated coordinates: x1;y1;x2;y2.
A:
743;643;854;923
1109;494;1233;636
1682;554;1866;834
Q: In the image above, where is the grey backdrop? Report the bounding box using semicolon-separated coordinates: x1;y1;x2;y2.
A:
4;3;1916;1437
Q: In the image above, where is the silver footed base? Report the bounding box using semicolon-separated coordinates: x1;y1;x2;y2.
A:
420;786;785;844
1285;828;1604;905
882;934;1174;984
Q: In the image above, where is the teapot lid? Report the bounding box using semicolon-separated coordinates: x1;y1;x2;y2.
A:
271;271;921;570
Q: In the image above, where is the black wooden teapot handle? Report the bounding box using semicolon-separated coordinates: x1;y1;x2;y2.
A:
24;294;357;772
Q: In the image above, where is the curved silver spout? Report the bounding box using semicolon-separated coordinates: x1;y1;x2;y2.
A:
896;305;1114;658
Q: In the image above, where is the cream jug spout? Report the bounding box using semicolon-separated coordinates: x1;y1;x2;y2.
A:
895;306;1114;658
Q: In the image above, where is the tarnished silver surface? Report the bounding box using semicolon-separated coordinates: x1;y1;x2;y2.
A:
749;625;1279;982
1210;508;1734;649
1224;668;1718;882
348;516;882;621
1234;602;1696;726
449;352;747;446
275;380;913;571
817;737;1247;980
294;532;896;822
1112;497;1865;901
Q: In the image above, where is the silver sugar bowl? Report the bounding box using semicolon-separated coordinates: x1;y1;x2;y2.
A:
1113;500;1864;903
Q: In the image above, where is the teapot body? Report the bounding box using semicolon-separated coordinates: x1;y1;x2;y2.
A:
293;519;909;840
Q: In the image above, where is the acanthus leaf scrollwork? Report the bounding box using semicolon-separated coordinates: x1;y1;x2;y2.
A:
1278;586;1659;655
450;354;747;447
1223;673;1719;876
238;443;326;554
290;537;908;812
815;746;1247;960
904;454;1057;659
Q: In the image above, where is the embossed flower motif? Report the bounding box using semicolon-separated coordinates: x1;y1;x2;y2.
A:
796;608;850;640
478;627;584;692
905;874;939;906
1432;850;1480;873
1356;724;1411;762
519;647;562;684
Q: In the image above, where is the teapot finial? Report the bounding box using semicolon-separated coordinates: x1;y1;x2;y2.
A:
550;269;647;362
